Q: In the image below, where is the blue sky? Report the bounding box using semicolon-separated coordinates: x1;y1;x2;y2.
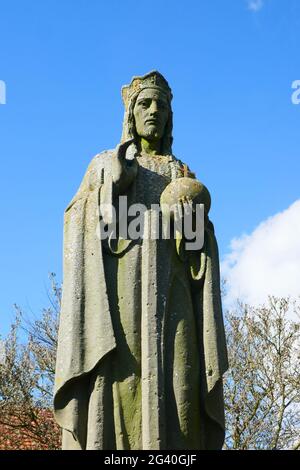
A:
1;0;300;333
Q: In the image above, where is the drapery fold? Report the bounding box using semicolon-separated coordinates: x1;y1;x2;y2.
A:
54;151;228;449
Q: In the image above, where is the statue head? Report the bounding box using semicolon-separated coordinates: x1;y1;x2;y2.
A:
121;71;173;155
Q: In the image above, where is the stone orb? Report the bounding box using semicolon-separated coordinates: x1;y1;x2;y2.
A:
160;177;211;215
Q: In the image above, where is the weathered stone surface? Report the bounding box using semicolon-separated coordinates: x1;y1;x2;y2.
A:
160;176;211;214
54;71;228;450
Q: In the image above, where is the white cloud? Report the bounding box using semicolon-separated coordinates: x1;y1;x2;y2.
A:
222;200;300;308
247;0;264;12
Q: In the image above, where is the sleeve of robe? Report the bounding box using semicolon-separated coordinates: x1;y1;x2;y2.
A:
189;219;229;449
177;164;229;449
53;151;117;449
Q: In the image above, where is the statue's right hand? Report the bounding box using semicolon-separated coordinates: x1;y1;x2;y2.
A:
112;139;137;192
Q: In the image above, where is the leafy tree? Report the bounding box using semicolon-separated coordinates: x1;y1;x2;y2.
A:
224;297;300;450
0;274;61;450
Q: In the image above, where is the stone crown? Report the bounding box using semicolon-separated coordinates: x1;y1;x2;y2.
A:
121;71;173;109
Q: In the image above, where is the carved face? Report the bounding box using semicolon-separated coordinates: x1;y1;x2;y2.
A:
133;89;170;142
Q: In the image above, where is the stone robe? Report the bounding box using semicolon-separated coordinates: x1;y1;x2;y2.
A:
53;150;228;450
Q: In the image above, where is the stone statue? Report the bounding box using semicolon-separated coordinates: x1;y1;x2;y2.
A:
54;71;228;450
